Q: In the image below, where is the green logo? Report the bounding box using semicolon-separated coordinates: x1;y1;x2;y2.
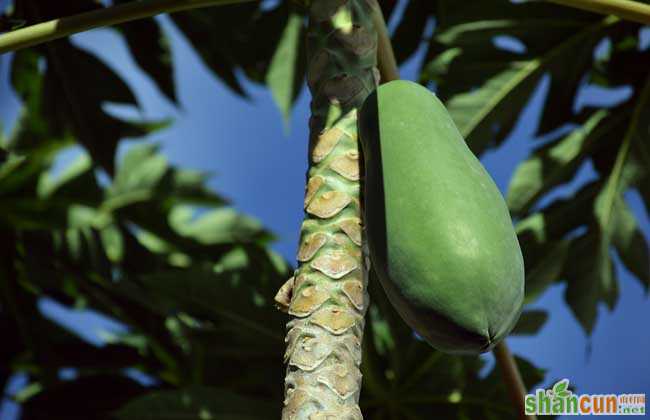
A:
524;379;646;416
550;378;571;399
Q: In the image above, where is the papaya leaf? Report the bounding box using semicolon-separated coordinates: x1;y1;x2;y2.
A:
164;168;225;206
115;386;277;420
39;340;148;372
416;5;649;338
507;110;608;216
98;143;254;263
589;25;650;88
629;129;650;216
0;154;28;187
612;197;650;290
594;77;650;238
390;1;435;64
420;1;610;154
109;143;169;201
20;374;146;419
516;181;599;256
114;14;177;104
139;257;287;345
379;0;399;21
172;2;288;97
515;181;607;309
563;232;618;334
107;143;224;216
370;354;546;419
439;60;541;155
589;76;650;296
522;239;569;304
10;0;100;24
266;11;305;126
170;207;270;246
511;310;548;335
10;40;165;174
37;152;103;206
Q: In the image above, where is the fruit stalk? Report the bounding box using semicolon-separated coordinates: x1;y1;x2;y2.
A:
274;0;379;418
494;342;537;420
370;5;399;83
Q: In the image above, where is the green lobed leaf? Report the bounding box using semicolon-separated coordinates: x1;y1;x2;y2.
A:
266;12;304;126
173;2;283;96
507;110;608;216
114;11;177;104
612;197;650;289
170;207;270;245
592;76;650;293
390;1;435;64
38;151;103;206
110;143;169;200
515;182;598;303
420;1;608;154
10;40;165;174
563;232;618;333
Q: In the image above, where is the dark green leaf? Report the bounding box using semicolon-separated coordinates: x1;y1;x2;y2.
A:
38;152;103;205
170;207;269;245
507;110;608;215
515;183;599;305
511;310;548;335
110;143;168;199
10;40;165;174
171;3;259;96
563;232;618;333
20;374;146;419
266;12;304;125
612;198;650;289
391;1;435;64
115;16;177;104
116;386;277;420
521;239;569;304
590;76;650;295
594;77;650;236
140;264;285;344
421;1;611;154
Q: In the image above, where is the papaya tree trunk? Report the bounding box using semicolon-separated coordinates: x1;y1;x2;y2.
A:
274;0;379;418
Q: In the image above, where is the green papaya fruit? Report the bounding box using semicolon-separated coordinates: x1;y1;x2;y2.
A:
358;80;524;354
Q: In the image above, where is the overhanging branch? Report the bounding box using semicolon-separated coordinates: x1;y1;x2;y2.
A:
0;0;257;54
549;0;650;24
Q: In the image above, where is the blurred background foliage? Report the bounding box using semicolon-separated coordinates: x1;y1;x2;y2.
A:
0;0;648;418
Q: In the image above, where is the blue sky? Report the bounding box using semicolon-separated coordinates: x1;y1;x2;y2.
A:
1;5;649;419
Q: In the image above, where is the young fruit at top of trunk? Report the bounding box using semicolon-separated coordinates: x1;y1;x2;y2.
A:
358;80;524;354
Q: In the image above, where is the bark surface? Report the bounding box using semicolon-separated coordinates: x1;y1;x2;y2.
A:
274;0;379;418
